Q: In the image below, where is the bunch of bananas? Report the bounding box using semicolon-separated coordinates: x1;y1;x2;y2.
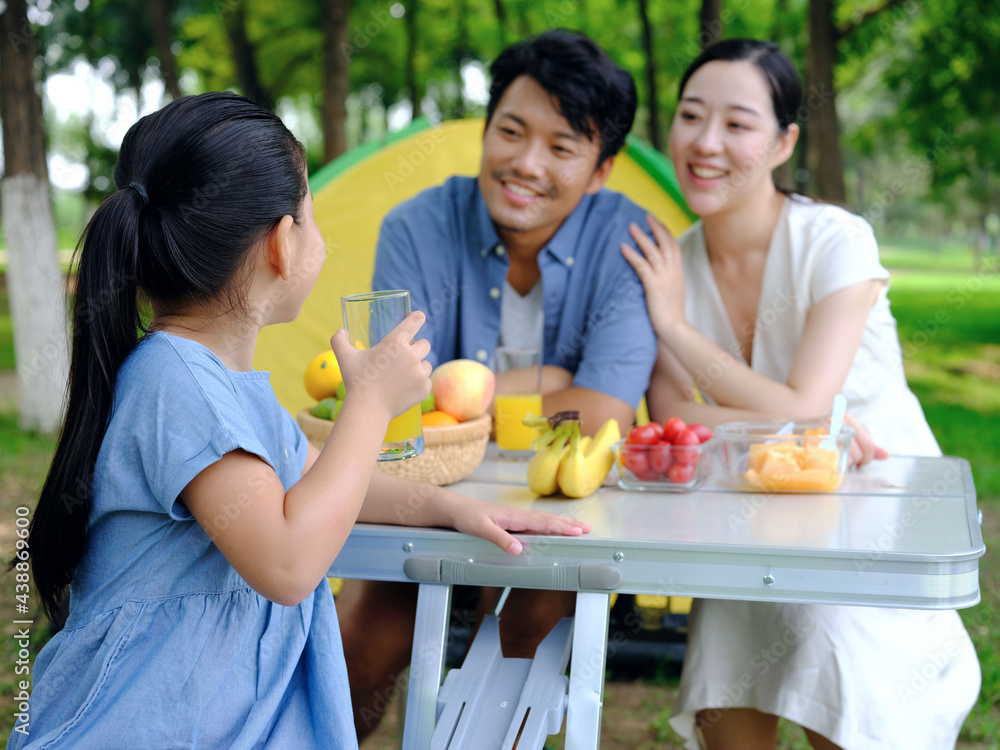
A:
523;411;621;498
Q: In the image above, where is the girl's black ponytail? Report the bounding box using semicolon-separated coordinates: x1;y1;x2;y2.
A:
28;190;145;621
24;92;307;622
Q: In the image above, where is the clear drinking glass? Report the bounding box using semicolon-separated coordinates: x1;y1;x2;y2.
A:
493;346;543;459
340;290;424;461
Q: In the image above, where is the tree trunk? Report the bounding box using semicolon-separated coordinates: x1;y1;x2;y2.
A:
148;0;182;99
322;0;350;161
771;0;793;192
405;0;421;120
773;156;793;192
223;3;273;110
0;0;69;432
700;0;723;49
516;3;530;38
452;0;470;119
492;0;507;46
772;0;791;44
794;122;809;193
806;0;846;203
637;0;661;151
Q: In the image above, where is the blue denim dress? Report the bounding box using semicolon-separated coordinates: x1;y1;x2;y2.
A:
9;333;357;749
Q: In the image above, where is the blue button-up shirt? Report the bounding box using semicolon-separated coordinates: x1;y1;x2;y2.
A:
372;176;657;410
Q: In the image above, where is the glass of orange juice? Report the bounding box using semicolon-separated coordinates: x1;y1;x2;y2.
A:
494;346;543;459
340;290;423;461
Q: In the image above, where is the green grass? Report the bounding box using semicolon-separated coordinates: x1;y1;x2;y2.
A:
880;243;996;273
888;268;1000;498
886;268;1000;745
0;283;12;371
0;246;997;747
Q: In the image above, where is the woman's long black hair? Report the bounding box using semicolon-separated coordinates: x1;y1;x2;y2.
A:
25;92;307;620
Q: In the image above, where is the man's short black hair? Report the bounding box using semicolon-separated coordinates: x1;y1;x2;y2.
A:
486;29;637;166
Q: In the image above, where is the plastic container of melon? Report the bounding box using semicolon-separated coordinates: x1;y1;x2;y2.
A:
716;421;854;493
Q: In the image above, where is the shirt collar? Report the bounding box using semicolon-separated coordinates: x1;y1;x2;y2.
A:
471;182;595;265
542;193;592;265
471;184;503;258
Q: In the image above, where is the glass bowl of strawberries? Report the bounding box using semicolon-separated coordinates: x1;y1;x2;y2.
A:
613;418;717;491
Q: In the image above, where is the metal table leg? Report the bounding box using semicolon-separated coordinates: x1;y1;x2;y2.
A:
565;592;610;750
401;582;452;750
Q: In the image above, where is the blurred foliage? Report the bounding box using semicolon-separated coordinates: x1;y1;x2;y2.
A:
23;0;998;241
881;0;1000;210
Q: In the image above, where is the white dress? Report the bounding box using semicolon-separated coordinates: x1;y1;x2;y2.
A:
668;197;982;749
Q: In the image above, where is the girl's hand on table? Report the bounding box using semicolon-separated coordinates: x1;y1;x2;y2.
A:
440;492;591;556
621;214;687;334
844;413;890;467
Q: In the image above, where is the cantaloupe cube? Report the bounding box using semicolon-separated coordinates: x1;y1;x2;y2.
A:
744;438;843;491
749;441;799;472
803;446;839;472
749;468;841;491
760;452;801;477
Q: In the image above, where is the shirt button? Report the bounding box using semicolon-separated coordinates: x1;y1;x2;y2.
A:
476;349;488;362
496;245;505;256
489;287;501;299
566;256;575;267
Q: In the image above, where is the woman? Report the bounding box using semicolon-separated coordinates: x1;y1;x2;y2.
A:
622;39;980;750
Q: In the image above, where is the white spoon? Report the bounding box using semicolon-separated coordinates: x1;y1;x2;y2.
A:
820;394;847;451
769;420;795;443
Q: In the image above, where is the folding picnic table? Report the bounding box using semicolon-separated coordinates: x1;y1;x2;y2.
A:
328;447;985;749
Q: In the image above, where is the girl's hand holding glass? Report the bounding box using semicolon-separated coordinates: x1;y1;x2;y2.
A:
621;214;688;334
329;310;432;425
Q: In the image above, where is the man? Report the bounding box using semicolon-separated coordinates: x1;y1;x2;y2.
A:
338;29;658;738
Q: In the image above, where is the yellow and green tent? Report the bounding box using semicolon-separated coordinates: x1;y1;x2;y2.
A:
259;118;695;612
254;117;694;414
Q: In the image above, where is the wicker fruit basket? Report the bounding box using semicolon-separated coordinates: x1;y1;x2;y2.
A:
296;410;492;486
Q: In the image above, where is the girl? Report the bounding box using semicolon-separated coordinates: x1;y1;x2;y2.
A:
14;92;589;748
622;40;980;750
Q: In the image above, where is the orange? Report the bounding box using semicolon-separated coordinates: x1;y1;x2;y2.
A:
421;410;459;427
303;351;343;401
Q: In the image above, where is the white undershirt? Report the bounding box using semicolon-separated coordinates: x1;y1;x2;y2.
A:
498;278;544;350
